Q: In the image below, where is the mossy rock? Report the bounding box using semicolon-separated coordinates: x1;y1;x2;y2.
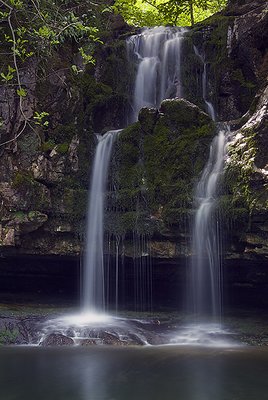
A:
109;99;215;235
138;107;159;134
11;172;51;211
159;98;211;129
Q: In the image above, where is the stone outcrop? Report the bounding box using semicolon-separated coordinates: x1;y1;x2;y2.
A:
0;0;267;307
224;81;268;261
182;0;267;122
108;98;215;240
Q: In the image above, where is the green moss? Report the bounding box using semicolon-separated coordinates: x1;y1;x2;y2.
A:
224;127;264;218
28;211;47;221
0;327;19;345
138;108;159;134
159;99;211;129
232;69;256;89
216;195;249;230
12;172;34;188
50;124;76;144
162;207;192;226
12;211;27;221
53;187;88;222
42;139;55;152
18;132;40;156
111;100;215;234
56;142;69;154
12;172;50;211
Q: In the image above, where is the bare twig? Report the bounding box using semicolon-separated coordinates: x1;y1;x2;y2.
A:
0;1;35;148
0;0;12;10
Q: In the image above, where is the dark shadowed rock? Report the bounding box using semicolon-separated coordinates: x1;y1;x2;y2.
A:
138;107;159;134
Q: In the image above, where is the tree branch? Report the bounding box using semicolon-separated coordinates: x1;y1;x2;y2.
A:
0;3;33;148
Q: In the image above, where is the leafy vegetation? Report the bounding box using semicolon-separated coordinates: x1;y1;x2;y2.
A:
113;0;227;27
0;327;19;345
0;0;107;147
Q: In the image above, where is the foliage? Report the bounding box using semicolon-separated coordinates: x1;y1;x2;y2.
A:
33;111;49;127
0;327;19;345
113;0;227;27
0;0;107;147
0;64;15;81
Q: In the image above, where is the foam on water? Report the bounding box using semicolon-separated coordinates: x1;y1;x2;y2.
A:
170;323;238;347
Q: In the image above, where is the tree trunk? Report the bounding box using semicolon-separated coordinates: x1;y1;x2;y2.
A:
189;0;194;26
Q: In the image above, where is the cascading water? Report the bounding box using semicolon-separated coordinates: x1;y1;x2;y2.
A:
38;28;236;347
194;46;216;121
192;128;227;319
191;47;227;321
83;130;120;314
172;46;230;345
172;125;229;345
127;27;186;122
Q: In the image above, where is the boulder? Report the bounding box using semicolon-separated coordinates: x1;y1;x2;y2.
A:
40;333;74;346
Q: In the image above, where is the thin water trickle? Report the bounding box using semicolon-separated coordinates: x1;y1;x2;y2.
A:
127;27;187;122
194;46;216;121
83;130;120;313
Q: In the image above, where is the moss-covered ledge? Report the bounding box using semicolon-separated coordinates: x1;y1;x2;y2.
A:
107;98;216;240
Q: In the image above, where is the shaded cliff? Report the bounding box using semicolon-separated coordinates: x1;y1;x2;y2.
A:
0;0;267;308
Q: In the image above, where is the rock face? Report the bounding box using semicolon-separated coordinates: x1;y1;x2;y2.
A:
182;0;267;122
40;333;74;346
224;82;268;261
0;0;267;307
107;98;215;240
0;21;133;257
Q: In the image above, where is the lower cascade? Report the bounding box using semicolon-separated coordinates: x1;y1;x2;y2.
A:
192;127;227;319
82;130;120;315
172;126;230;346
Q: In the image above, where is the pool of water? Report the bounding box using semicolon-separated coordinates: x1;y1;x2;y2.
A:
1;345;268;400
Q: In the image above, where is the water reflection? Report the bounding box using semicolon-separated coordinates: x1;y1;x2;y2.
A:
186;351;223;400
1;346;268;400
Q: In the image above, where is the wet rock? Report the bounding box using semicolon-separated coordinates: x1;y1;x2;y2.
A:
5;211;48;234
80;339;98;346
40;333;74;346
149;241;176;258
68;135;80;172
138;107;159;134
224;81;268;260
0;316;42;345
0;226;15;246
99;331;125;346
108;14;129;32
159;98;212;128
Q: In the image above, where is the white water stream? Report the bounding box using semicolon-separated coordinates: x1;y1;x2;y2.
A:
40;30;232;347
127;27;186;122
82;130;120;314
190;46;228;325
192;128;227;319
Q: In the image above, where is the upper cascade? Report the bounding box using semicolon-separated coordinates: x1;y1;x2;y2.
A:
127;26;187;122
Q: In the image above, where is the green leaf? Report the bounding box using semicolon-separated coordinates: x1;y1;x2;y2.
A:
17;88;27;97
0;65;16;82
33;111;49;127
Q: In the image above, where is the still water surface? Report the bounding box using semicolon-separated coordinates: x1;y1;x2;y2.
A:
1;346;268;400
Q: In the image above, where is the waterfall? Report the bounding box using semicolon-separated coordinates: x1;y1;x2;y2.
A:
192;128;227;319
127;27;186;122
83;130;119;314
191;46;228;321
194;46;216;121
